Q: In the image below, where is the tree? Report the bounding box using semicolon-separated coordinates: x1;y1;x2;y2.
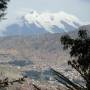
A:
0;0;10;21
61;29;90;90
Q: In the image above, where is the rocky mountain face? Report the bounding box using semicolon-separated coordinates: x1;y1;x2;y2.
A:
0;24;89;79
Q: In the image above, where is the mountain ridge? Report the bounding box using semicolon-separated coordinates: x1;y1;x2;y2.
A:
2;11;82;36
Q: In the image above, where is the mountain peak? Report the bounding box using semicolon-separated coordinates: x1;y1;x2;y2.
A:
3;11;82;36
24;11;81;33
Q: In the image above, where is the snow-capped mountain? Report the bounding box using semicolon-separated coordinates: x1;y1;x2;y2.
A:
3;11;82;36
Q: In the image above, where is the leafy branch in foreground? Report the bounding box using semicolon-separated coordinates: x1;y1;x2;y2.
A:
0;0;10;20
51;68;84;90
60;29;90;90
0;76;27;89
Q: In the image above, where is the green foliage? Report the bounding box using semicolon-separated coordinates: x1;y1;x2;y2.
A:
61;29;90;90
0;0;10;20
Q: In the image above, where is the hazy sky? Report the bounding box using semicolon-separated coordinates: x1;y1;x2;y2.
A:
1;0;90;27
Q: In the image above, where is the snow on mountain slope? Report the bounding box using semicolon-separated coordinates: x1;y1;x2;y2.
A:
3;11;82;36
25;11;81;32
